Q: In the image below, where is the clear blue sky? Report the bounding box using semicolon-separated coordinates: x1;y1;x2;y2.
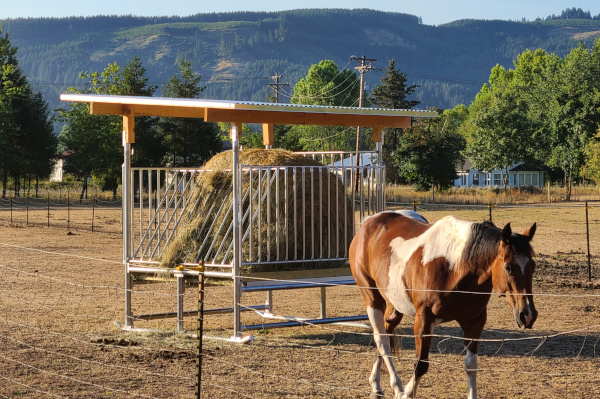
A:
1;1;599;26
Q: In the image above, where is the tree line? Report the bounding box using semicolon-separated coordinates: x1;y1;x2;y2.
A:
3;20;600;201
0;26;56;197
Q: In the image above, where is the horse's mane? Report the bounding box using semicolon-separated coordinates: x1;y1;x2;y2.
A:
461;220;534;272
462;220;502;272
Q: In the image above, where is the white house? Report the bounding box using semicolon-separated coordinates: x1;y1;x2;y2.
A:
455;160;545;188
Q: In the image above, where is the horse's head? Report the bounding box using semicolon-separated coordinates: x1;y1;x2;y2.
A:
492;222;537;329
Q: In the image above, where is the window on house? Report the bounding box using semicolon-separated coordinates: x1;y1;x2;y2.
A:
473;174;479;186
493;173;502;186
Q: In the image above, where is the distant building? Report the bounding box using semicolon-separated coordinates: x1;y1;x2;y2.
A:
455;160;545;188
50;159;64;182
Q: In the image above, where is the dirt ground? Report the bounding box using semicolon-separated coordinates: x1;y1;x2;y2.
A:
1;204;600;398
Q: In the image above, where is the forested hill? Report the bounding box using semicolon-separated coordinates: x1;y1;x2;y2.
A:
3;9;600;115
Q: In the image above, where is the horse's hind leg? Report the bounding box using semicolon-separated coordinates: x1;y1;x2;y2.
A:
367;305;404;399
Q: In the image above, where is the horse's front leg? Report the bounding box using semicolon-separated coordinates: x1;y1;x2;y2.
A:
459;311;487;399
403;312;433;399
367;306;404;399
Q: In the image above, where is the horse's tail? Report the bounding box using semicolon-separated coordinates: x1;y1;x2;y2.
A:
384;302;403;355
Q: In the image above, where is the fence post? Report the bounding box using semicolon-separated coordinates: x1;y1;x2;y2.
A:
67;191;70;232
489;204;493;221
586;201;591;282
10;198;12;224
26;196;29;226
196;265;205;399
47;194;50;228
92;195;96;232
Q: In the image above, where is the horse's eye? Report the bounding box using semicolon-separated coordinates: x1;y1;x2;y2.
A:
504;263;513;275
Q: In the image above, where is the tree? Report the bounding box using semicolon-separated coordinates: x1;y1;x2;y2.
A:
121;56;163;167
160;58;222;167
58;63;123;199
369;59;420;183
289;60;361;151
0;25;56;197
393;113;465;192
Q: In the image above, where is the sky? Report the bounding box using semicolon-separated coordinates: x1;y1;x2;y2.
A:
1;1;600;26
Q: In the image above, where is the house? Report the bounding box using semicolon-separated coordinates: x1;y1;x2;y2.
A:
455;160;545;188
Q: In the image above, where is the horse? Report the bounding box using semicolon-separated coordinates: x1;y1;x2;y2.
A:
349;210;537;399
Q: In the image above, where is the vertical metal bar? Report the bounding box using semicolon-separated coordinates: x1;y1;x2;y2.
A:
275;167;280;260
267;167;271;262
257;168;262;262
177;272;185;333
92;195;95;232
285;168;289;261
26;196;28;226
293;168;298;260
249;167;254;262
123;141;133;328
319;167;323;259
47;194;50;228
586;202;592;282
196;268;205;399
139;169;143;240
302;168;306;260
67;191;70;231
320;286;327;319
231;125;243;339
327;168;331;259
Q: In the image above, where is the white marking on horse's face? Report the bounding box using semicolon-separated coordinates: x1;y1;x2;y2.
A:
514;253;530;274
387;217;473;314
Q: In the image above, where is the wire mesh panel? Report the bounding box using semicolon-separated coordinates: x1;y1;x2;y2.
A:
128;151;384;269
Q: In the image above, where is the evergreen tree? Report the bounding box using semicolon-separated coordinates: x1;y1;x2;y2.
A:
121;56;163;167
369;59;420;183
160;58;222;166
0;25;56;197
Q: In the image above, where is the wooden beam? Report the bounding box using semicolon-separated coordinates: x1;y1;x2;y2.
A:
90;102;206;119
90;102;124;115
371;126;384;143
262;123;274;146
204;108;412;128
123;107;135;144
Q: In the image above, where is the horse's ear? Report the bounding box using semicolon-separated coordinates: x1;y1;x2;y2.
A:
524;222;536;241
501;223;512;243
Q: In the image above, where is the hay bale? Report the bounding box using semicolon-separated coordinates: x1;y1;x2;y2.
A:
160;149;353;271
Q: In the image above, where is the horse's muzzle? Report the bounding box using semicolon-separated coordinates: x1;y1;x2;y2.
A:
515;305;537;329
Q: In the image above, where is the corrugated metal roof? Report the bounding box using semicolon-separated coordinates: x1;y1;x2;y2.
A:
60;94;439;118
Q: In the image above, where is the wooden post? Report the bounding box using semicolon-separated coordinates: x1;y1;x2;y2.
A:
262;123;274;149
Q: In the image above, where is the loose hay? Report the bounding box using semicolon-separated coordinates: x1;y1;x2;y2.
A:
160;149;354;272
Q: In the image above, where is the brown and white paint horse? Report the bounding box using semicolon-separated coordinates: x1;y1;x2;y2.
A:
350;210;537;399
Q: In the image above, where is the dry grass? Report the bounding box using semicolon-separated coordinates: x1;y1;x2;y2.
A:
387;184;600;205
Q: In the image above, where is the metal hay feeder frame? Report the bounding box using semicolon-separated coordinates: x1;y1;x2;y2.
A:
59;94;437;342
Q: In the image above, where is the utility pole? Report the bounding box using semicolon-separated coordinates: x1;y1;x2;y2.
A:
267;73;289;103
350;55;377;191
